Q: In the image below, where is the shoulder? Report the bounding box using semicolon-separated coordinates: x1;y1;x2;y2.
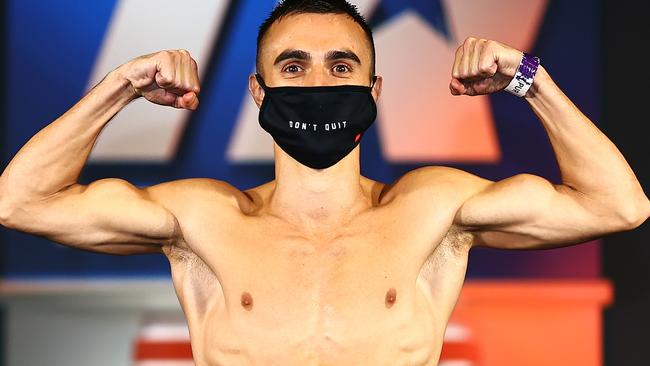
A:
382;165;493;203
142;178;254;215
144;177;241;194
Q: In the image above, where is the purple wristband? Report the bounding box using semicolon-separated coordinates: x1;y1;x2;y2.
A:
505;52;540;97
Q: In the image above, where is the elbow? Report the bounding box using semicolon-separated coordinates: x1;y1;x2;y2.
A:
0;178;15;228
615;195;650;231
0;196;26;230
0;198;17;229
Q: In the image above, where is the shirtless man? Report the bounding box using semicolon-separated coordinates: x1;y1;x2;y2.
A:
0;0;648;365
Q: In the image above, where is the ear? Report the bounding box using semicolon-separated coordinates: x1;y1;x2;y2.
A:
370;75;383;103
249;73;265;108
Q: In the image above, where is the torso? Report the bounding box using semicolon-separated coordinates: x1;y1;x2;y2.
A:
160;168;475;366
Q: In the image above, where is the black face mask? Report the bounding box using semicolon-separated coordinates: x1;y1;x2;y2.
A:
255;73;378;169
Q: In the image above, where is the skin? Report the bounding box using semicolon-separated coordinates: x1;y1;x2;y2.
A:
1;11;649;366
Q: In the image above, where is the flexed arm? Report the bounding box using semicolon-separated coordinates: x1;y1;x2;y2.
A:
446;37;649;249
0;49;201;254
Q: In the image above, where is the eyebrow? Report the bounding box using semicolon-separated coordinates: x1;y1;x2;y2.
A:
326;50;362;65
273;49;310;65
273;49;362;66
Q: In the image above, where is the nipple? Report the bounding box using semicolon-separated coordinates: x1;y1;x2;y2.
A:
385;288;397;309
241;292;254;311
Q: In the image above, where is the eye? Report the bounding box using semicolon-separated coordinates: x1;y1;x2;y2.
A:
333;64;351;73
283;64;303;73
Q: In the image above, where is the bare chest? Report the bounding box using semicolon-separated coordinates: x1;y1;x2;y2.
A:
166;195;469;365
188;202;442;304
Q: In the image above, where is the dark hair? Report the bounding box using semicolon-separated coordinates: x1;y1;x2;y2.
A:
256;0;375;79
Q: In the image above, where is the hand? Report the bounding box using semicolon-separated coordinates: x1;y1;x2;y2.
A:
116;49;201;110
449;37;524;96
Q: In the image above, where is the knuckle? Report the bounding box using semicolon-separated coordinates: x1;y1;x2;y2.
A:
478;64;491;74
158;50;175;64
166;50;181;62
158;76;172;86
159;70;176;85
463;39;475;51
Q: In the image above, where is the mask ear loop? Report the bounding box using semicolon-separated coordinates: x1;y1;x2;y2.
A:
370;75;377;88
255;73;269;91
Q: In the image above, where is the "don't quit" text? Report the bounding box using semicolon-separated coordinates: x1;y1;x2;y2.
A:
288;120;347;132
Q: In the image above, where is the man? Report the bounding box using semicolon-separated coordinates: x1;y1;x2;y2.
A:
0;0;648;365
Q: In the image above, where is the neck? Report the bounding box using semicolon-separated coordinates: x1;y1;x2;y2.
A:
268;145;368;233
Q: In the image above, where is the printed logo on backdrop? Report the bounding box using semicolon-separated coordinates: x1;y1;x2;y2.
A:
87;0;547;164
85;0;230;162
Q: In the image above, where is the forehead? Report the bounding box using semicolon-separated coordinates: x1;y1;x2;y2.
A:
261;12;370;62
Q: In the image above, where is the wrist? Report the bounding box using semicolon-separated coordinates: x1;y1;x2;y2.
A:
523;64;549;100
504;52;540;97
106;64;141;103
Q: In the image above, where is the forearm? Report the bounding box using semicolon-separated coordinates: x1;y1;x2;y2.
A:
0;67;137;207
525;66;650;220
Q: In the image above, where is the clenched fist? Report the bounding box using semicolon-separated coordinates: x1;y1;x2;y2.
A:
449;37;526;96
116;49;201;110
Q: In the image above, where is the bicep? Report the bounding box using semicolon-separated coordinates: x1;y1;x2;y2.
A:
454;173;626;249
6;178;181;255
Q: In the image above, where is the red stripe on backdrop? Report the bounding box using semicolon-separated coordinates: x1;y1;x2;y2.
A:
440;340;480;363
134;341;193;360
133;339;481;363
